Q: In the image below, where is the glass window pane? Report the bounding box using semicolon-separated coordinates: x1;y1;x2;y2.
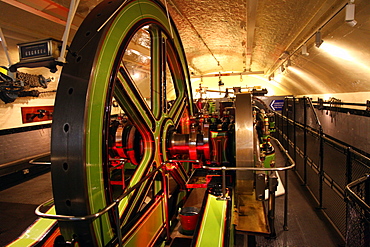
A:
122;27;152;108
165;62;177;110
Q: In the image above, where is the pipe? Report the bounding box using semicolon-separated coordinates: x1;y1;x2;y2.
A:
0;27;12;66
2;0;74;28
191;71;264;79
57;0;80;63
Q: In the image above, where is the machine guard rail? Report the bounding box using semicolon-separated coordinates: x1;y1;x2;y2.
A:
276;111;370;162
202;136;295;230
29;159;51;165
344;174;370;247
29;157;129;166
35;164;163;221
345;174;370;213
35;138;294;241
29;153;51;166
35;164;165;245
274;97;370;241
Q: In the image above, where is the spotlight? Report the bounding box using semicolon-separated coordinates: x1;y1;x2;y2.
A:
347;19;357;27
345;2;357;27
218;73;224;86
233;87;241;93
218;79;224;86
302;44;309;56
286;59;291;67
315;31;323;48
280;65;285;73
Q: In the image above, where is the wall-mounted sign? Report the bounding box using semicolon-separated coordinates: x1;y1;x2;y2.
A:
21;106;54;123
269;99;284;111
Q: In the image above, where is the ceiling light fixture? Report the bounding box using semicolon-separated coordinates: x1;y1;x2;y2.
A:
280;65;285;73
270;1;355;76
315;31;323;48
345;2;357;27
286;59;292;67
218;73;224;87
218;79;224;86
301;44;309;56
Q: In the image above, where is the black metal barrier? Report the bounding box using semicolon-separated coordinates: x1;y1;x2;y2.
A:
274;97;370;241
345;175;370;247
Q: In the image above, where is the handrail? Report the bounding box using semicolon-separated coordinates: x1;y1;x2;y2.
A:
278;111;370;163
201;164;295;172
30;157;129;166
29;159;51;165
35;157;201;221
202;136;294;231
35;165;163;221
167;159;200;163
201;136;295;192
29;154;52;166
312;100;367;107
35;197;118;221
36;142;296;234
350;148;370;164
345;174;370;213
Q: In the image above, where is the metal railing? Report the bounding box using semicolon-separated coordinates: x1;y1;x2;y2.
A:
36;164;164;246
274;97;370;241
202;136;295;232
345;174;370;213
36;137;295;244
29;154;51;166
345;174;370;247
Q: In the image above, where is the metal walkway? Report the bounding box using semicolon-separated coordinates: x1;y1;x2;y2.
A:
252;142;344;247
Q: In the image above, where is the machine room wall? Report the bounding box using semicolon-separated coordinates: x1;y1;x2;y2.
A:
191;74;291;99
0;67;59;130
1;1;370;129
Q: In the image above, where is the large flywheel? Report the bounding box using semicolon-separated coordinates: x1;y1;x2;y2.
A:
51;0;193;245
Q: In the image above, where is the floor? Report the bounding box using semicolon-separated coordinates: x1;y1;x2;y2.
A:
0;171;52;246
253;173;344;247
253;143;345;247
0;144;345;246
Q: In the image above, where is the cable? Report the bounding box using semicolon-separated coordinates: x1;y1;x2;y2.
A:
165;0;223;71
164;0;174;40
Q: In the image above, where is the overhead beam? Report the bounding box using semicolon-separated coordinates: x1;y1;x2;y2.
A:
191;71;264;79
1;0;79;29
245;0;258;71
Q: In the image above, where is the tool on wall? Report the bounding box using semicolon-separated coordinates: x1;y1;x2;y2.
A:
0;67;51;103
